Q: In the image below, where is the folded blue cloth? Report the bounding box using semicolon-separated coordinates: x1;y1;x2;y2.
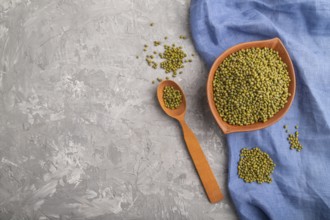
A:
190;1;330;219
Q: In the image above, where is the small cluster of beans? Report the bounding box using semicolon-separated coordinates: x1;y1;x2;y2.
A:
284;125;303;151
238;147;276;184
213;47;291;125
137;23;194;83
163;86;182;110
160;44;191;78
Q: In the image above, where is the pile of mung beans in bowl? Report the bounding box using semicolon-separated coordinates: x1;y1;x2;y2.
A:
206;38;296;134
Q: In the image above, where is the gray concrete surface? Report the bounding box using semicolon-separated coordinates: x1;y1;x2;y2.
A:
0;0;238;219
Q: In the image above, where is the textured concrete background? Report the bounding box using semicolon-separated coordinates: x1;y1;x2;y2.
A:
0;0;238;219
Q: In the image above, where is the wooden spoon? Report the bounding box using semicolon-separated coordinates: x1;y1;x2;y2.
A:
157;80;224;203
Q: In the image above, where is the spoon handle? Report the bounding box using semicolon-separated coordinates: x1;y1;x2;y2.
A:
178;119;224;203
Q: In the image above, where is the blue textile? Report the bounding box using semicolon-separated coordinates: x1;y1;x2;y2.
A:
190;1;330;219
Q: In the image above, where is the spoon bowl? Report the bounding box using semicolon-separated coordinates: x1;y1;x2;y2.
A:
157;80;186;119
207;38;296;134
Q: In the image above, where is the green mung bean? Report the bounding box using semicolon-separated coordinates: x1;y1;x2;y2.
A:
163;86;182;110
141;36;194;81
160;44;187;76
238;147;276;184
285;125;303;151
154;41;161;46
213;47;291;125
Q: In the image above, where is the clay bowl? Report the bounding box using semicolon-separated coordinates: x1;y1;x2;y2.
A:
207;38;296;134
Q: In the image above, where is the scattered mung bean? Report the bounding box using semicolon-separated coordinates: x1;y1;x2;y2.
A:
284;125;303;151
154;41;161;46
160;44;187;76
139;29;194;82
238;147;276;184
